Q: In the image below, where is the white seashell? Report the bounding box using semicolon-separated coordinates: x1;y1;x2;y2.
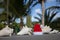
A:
42;25;52;33
0;25;14;36
49;29;59;34
17;26;32;35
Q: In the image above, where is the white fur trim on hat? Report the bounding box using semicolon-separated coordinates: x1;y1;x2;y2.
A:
33;32;43;35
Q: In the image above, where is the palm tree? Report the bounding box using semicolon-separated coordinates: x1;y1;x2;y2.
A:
6;0;9;25
34;6;60;26
0;0;15;25
0;0;18;26
32;0;47;26
32;0;60;26
7;0;34;29
41;0;45;26
44;6;60;26
0;0;34;29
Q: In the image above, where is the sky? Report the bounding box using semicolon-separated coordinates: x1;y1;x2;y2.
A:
0;0;60;24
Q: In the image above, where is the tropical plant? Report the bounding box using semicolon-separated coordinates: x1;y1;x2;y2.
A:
10;22;20;34
0;11;16;27
0;0;16;25
32;0;60;26
50;17;60;31
45;7;60;26
32;0;47;26
34;6;60;27
0;23;5;30
0;0;4;8
0;0;34;29
26;15;33;27
7;0;35;30
34;13;42;24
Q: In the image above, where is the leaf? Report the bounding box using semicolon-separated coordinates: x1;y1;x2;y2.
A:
46;6;60;10
34;17;40;20
49;11;59;23
32;2;38;7
37;13;42;19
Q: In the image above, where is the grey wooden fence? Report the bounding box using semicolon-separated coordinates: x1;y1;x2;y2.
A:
0;33;60;40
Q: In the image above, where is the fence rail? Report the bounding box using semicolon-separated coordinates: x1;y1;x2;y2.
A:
0;33;60;40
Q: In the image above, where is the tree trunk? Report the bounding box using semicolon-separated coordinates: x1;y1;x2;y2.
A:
42;0;45;26
7;0;9;26
20;16;23;30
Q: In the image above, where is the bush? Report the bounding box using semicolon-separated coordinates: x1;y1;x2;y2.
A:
0;23;5;30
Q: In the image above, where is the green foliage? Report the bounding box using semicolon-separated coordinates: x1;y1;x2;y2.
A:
10;22;20;34
0;12;7;22
34;13;42;24
50;18;60;31
8;0;33;17
26;15;33;27
0;11;15;24
0;0;4;8
0;0;35;29
44;6;60;26
0;23;5;30
8;0;34;29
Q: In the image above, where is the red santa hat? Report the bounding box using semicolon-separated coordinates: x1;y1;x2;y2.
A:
33;23;43;35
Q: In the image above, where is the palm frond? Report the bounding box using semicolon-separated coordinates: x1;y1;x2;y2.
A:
37;13;42;19
44;9;50;25
46;6;60;10
34;17;41;21
49;11;59;23
32;2;39;7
